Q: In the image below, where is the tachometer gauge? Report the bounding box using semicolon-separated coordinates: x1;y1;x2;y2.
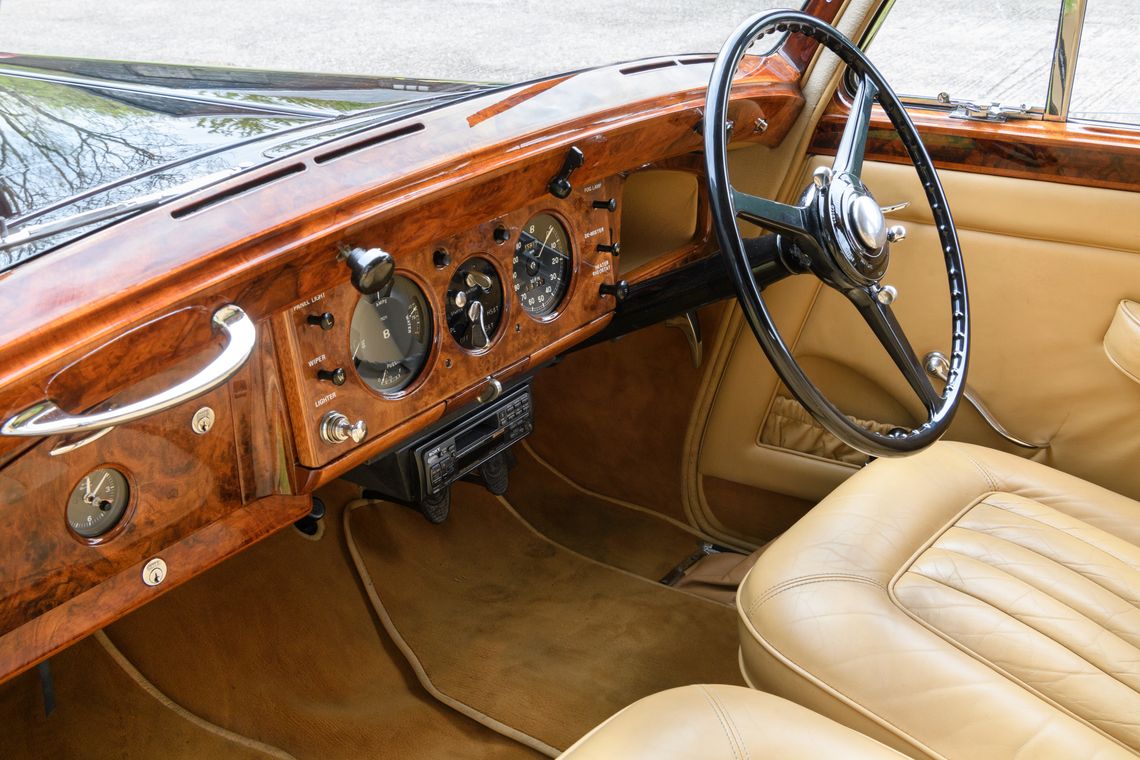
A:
67;467;130;539
513;213;571;317
351;275;433;394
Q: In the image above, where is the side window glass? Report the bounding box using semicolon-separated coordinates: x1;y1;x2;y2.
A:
865;0;1060;110
1068;2;1140;127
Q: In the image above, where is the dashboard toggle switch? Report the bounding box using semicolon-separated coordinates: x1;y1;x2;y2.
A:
597;242;621;256
599;280;629;302
320;411;367;445
317;367;347;386
592;198;617;212
547;146;584;199
307;311;335;330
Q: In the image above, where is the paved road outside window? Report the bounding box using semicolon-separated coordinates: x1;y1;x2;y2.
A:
0;1;1135;124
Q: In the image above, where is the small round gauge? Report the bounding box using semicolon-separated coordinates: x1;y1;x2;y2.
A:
447;257;504;350
514;213;572;317
67;467;130;539
350;275;433;394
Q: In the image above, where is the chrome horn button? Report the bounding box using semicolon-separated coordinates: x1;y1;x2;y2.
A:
849;194;888;250
818;176;891;286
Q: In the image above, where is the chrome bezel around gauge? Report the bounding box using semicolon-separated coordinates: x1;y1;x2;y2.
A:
446;255;507;353
349;272;436;398
512;211;574;321
65;465;135;543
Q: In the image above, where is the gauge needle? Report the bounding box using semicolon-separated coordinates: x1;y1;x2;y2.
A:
524;232;569;261
352;339;365;360
92;472;109;495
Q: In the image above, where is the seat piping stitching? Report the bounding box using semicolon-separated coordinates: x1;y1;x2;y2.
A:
918;543;1140;656
698;685;743;760
893;570;1139;748
978;498;1140;572
902;568;1140;698
950;523;1140;611
748;574;884;616
704;687;751;760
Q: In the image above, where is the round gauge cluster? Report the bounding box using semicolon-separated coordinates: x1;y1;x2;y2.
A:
350;275;433;394
447;257;504;350
67;467;130;539
513;213;572;317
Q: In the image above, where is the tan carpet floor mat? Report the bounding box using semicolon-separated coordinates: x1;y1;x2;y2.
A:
346;483;743;756
0;634;290;759
507;443;713;580
103;481;536;760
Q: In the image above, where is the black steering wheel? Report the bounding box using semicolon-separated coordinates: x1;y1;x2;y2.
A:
704;10;969;458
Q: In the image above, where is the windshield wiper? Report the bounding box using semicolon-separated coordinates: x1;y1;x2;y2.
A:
0;164;252;252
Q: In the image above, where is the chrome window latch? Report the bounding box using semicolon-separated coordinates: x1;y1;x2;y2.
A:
937;93;1037;123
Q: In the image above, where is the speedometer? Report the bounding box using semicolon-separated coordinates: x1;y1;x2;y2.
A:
513;213;571;317
350;275;433;394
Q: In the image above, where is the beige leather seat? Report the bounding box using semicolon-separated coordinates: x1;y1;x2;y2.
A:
739;441;1140;759
559;684;901;758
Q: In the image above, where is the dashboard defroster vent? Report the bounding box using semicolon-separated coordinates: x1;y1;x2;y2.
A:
619;60;678;76
313;122;425;165
171;163;306;219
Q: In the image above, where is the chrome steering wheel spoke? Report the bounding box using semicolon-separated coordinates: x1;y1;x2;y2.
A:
849;290;942;414
832;75;878;179
731;188;812;242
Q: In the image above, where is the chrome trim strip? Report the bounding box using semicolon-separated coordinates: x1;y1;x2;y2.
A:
1045;0;1088;122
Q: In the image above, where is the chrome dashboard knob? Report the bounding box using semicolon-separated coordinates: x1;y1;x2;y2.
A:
320;411;367;445
342;246;395;296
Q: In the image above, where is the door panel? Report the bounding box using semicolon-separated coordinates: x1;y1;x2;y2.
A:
690;157;1140;533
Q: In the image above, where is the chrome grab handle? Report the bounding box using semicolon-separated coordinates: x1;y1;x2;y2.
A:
1;305;256;438
923;351;1050;450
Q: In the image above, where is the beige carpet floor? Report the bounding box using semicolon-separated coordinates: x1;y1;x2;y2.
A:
506;443;711;580
0;634;291;760
101;481;537;760
346;482;743;755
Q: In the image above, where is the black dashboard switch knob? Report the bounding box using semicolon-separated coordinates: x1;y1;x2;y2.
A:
307;311;335;331
547;146;584;199
597;242;622;256
592;198;617;212
317;367;347;386
493;225;511;243
343;246;395;295
599;280;629;302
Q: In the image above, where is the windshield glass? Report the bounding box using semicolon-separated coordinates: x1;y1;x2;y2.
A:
0;0;792;271
0;72;313;222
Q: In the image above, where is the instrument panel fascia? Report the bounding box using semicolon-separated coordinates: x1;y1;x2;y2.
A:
0;53;806;683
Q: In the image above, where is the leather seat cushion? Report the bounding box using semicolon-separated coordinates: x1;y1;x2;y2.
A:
738;441;1140;759
559;684;901;758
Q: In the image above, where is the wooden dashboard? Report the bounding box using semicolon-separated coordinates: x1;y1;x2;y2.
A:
0;51;806;681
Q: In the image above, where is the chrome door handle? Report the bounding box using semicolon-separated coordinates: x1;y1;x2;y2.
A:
923;351;1050;450
2;304;256;438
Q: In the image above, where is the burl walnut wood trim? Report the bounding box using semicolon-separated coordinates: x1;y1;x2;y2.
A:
0;492;309;683
810;97;1140;193
0;57;802;467
0;55;806;683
